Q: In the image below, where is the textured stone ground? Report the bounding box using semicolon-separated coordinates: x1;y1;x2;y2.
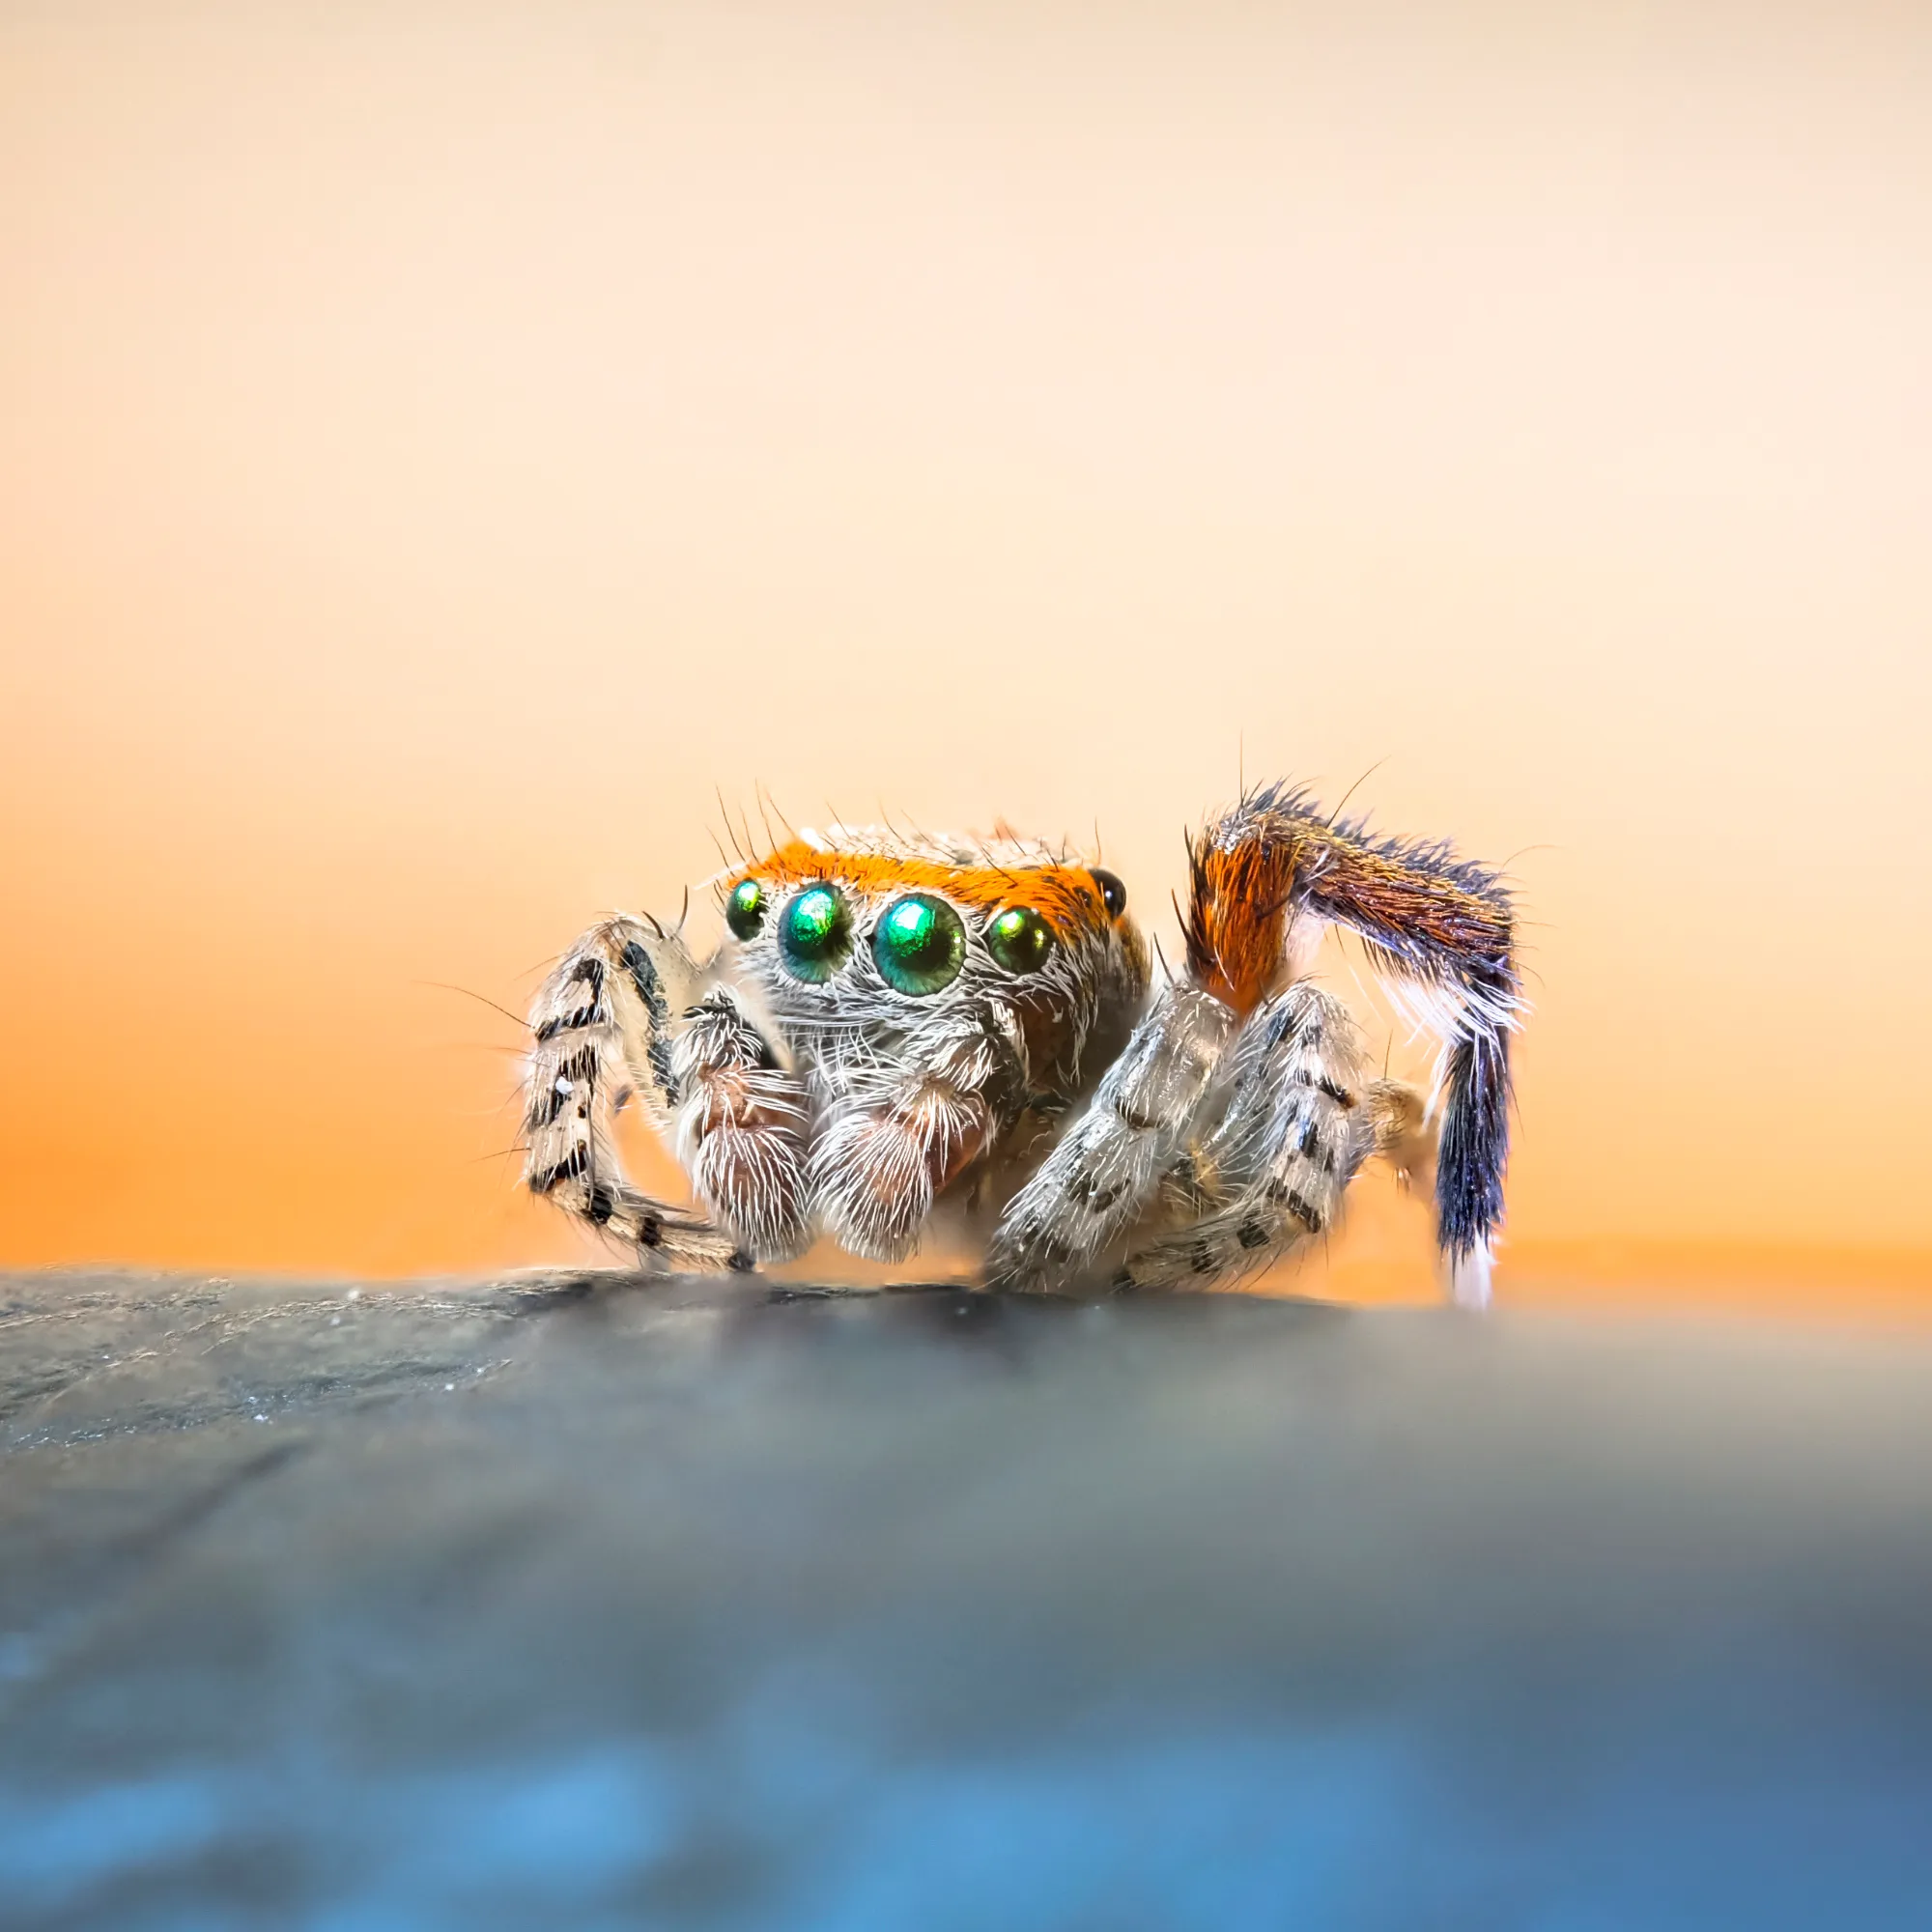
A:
4;1269;1932;1929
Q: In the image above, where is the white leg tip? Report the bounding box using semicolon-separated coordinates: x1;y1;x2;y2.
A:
1448;1242;1493;1311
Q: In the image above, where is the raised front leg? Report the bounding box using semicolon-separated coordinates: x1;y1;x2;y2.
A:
1184;783;1520;1308
523;918;743;1269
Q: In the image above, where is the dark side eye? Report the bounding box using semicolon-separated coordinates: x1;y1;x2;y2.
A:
779;883;852;982
986;905;1056;975
726;877;766;940
873;894;966;996
1090;868;1127;919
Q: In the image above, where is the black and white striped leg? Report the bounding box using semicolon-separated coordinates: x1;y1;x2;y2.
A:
983;985;1238;1292
523;918;745;1271
1112;984;1373;1293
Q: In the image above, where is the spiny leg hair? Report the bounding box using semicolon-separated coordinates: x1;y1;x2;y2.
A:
1113;984;1371;1291
523;919;744;1270
984;984;1237;1291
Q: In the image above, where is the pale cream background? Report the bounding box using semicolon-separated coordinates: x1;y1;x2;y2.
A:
3;3;1929;1304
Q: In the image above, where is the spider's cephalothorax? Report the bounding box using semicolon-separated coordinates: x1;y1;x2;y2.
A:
523;826;1149;1271
523;787;1520;1306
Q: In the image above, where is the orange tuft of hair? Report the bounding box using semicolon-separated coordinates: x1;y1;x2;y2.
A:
744;840;1117;937
1184;837;1298;1013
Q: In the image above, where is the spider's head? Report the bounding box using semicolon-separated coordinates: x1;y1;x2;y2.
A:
719;827;1149;1099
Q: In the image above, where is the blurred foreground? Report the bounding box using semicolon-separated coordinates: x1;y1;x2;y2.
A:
4;1270;1932;1929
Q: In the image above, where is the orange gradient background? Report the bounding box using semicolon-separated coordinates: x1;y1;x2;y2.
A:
4;2;1929;1310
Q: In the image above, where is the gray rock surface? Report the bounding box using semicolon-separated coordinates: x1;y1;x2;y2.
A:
4;1269;1932;1928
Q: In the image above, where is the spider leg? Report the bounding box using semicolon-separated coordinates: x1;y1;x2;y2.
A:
523;918;745;1269
1185;784;1520;1308
1112;984;1373;1291
982;985;1238;1291
672;986;813;1262
810;1020;1014;1263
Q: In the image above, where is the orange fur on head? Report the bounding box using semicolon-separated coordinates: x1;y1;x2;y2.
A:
744;840;1119;936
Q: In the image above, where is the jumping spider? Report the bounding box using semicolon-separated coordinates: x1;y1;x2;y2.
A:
522;782;1520;1306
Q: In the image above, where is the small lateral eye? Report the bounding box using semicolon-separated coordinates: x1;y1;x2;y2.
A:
873;894;966;996
779;882;852;982
1090;868;1127;919
986;905;1055;975
726;877;766;940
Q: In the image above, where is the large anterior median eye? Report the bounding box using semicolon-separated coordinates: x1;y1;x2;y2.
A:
779;883;852;982
873;894;966;996
986;905;1055;975
726;877;766;940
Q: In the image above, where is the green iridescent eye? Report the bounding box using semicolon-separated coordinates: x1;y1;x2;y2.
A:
873;894;966;997
726;877;766;940
779;883;852;982
986;905;1056;975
